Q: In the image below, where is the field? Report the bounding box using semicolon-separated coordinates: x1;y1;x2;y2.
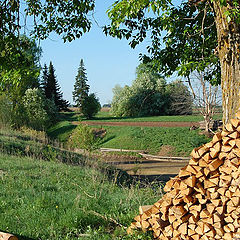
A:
0;110;219;239
61;111;222;123
0;128;162;240
48;112;211;156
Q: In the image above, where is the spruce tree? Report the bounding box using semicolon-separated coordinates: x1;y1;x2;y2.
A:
41;64;48;91
44;61;69;111
73;59;90;108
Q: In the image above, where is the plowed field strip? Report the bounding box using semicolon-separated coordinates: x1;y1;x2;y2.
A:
72;121;199;128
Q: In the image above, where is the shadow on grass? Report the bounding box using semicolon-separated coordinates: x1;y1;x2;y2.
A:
59;112;79;121
99;135;116;145
17;235;36;240
103;164;173;190
48;124;76;140
132;174;176;184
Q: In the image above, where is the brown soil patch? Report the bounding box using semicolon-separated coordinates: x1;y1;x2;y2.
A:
92;128;106;138
158;145;177;157
73;121;199;128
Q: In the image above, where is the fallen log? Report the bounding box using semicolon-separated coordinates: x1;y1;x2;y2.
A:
139;153;190;163
0;232;18;240
100;148;146;153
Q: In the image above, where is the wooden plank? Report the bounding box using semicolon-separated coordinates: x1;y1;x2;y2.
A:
100;148;145;153
139;153;190;162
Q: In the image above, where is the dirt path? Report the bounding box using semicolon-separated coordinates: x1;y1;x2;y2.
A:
72;121;199;128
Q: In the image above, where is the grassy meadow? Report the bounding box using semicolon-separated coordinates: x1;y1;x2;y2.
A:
0;154;160;239
0;128;162;239
61;111;222;123
48;112;211;156
0;109;218;239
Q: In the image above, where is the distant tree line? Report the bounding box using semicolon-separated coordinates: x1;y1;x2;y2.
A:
111;63;193;117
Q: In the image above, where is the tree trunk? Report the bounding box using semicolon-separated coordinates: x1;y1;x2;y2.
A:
213;1;240;125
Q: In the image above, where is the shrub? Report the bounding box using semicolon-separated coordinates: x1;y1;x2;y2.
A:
23;88;58;130
20;126;47;142
111;63;169;117
0;94;13;128
68;124;100;151
81;93;101;119
166;81;193;115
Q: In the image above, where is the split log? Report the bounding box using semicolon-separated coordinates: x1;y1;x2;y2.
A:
0;232;18;240
129;111;240;239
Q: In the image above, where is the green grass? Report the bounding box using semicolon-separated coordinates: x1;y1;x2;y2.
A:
97;126;210;156
58;111;222;123
80;111;222;122
47;120;76;142
47;119;210;156
0;154;160;239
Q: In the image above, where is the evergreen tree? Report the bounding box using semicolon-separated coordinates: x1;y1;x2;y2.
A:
41;64;48;91
44;61;69;111
73;59;90;108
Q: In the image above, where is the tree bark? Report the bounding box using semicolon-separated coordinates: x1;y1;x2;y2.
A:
212;1;240;125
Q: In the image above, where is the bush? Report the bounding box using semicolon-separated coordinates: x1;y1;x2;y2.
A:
23;88;58;130
111;63;169;117
68;124;100;151
0;94;13;128
81;93;101;119
166;81;193;115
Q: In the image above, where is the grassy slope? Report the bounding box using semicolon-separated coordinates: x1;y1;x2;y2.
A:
97;126;210;156
0;154;159;240
48;119;210;156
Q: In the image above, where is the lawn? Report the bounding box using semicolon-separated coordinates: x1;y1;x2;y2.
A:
0;154;160;240
97;126;210;156
48;120;210;156
76;111;222;122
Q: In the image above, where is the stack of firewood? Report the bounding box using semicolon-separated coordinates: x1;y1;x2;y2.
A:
128;112;240;239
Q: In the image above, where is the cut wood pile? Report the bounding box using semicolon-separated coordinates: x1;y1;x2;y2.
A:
128;112;240;239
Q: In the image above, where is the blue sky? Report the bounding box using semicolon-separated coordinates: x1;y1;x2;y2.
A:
40;1;148;105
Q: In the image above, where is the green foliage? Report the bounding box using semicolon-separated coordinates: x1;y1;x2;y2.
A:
111;63;168;117
23;88;58;130
105;1;221;85
166;81;193;115
73;59;90;108
0;94;13;128
68;124;100;151
0;153;159;239
111;63;193;117
0;1;95;43
44;62;69;111
0;36;41;103
82;93;101;119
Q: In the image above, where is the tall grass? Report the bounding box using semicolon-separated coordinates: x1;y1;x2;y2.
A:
0;154;161;239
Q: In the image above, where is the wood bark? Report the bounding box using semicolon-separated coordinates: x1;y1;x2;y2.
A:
212;1;240;124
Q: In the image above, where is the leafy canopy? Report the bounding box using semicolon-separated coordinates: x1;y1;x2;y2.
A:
111;63;193;117
0;35;41;103
104;0;225;85
0;0;95;42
